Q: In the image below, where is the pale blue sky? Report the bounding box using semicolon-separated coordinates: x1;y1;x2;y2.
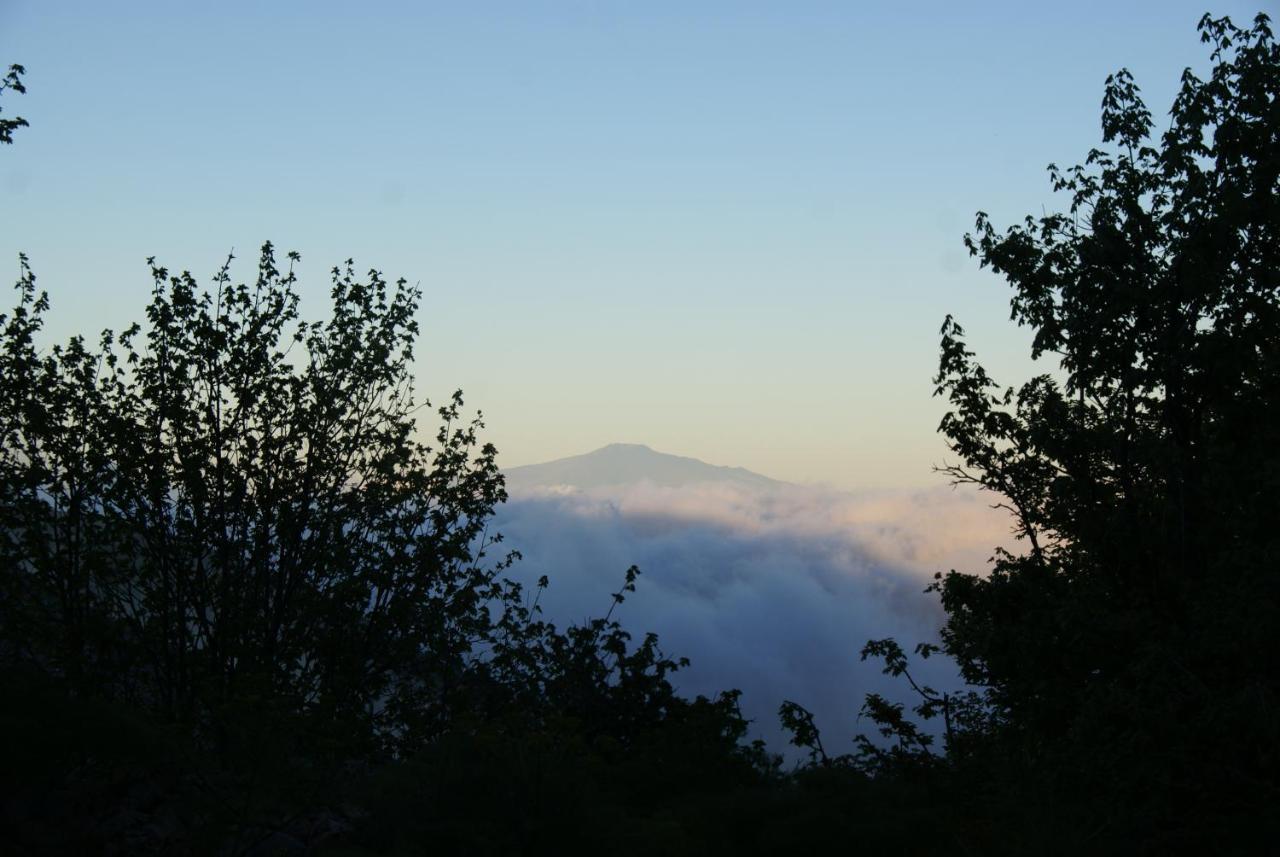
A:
1;2;1266;488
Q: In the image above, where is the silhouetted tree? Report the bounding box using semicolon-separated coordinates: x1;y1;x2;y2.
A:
0;245;522;754
0;244;769;852
780;13;1278;852
920;11;1277;848
0;63;26;145
0;65;767;853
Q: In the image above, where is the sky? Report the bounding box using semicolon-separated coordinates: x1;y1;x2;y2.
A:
1;1;1268;489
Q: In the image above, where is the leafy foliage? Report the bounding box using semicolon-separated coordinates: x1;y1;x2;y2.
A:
0;247;771;852
0;61;771;851
6;12;1280;853
818;12;1280;851
0;63;26;145
1;245;514;751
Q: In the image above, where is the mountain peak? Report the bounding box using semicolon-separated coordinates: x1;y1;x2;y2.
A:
504;444;780;492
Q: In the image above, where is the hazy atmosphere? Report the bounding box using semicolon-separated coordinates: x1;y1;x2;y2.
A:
4;3;1276;853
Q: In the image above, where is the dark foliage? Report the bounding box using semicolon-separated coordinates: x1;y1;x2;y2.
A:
784;12;1279;854
4;11;1279;853
0;63;26;145
2;70;777;852
0;245;772;853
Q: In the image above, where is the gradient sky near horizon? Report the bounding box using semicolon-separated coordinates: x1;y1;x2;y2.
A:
1;2;1266;489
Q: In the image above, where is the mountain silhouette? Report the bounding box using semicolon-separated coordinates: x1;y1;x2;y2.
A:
503;443;782;491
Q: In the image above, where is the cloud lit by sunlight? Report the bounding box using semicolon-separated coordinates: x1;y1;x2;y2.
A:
494;479;1015;755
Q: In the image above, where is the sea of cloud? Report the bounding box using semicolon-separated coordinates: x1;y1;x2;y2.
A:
491;479;1016;758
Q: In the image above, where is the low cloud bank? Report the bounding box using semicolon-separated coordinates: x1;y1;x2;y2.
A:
492;480;1015;756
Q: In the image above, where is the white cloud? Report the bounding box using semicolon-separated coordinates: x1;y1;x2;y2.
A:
493;479;1015;756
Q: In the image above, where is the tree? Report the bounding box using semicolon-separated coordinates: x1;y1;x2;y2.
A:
0;63;26;145
781;12;1278;850
0;245;523;757
922;11;1278;843
0;244;766;851
0;57;769;857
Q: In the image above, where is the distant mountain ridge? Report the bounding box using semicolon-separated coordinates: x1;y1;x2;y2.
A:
502;443;782;491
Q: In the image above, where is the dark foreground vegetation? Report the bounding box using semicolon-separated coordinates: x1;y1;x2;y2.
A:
2;13;1277;855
